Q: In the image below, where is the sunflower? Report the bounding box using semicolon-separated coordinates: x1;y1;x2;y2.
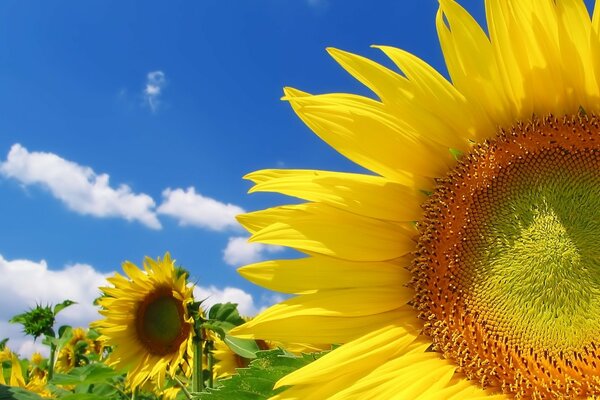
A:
231;1;600;398
95;253;194;389
0;351;52;398
55;345;76;373
212;336;250;379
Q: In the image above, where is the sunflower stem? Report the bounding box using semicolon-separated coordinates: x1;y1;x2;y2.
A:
174;376;194;400
48;342;56;380
206;340;214;388
192;335;204;393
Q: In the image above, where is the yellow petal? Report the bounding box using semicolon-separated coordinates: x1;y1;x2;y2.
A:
436;0;511;133
283;87;452;181
485;0;572;118
231;307;414;344
238;203;415;262
555;0;600;109
276;324;420;388
238;255;410;293
418;374;510;400
328;340;455;400
122;261;146;281
252;287;412;320
373;45;485;146
327;47;472;150
10;353;26;387
245;169;425;222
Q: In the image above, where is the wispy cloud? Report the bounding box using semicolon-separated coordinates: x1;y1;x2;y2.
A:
144;70;166;112
307;0;329;12
0;144;161;229
0;254;110;357
222;236;284;267
157;187;244;231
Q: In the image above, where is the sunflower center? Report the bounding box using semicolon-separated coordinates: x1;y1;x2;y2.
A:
135;286;189;355
414;115;600;398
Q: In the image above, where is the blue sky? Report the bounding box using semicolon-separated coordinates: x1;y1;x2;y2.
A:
0;0;504;355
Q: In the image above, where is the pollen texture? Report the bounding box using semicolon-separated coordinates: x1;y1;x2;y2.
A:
414;115;600;398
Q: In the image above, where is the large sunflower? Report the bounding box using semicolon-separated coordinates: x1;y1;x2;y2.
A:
95;253;194;389
231;1;600;398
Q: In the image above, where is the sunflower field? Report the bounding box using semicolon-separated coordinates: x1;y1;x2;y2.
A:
1;253;329;399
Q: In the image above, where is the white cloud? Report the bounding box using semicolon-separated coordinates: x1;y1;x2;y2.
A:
194;285;260;316
222;236;284;267
0;144;161;229
158;187;245;231
0;254;110;357
144;70;166;112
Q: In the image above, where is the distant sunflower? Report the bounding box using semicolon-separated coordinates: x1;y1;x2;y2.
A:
95;253;193;389
232;0;600;398
212;337;249;379
2;351;52;398
55;345;76;373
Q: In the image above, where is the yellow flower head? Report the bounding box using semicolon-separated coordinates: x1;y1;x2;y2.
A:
30;352;43;366
4;352;52;398
55;345;76;373
232;0;600;398
69;327;87;346
94;252;194;389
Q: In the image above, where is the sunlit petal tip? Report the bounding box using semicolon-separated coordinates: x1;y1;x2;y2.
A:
281;87;310;101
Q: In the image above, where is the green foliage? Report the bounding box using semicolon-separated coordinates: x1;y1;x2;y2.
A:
222;336;260;359
50;363;120;386
0;339;7;350
53;301;76;317
208;303;245;326
49;363;124;399
205;303;259;358
199;349;328;399
0;385;44;400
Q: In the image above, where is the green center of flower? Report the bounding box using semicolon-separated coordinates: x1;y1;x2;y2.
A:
136;286;189;355
468;149;600;351
415;115;600;398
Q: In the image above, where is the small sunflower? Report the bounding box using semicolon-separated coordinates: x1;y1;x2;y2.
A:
55;345;76;373
95;253;194;389
2;351;52;398
232;1;600;398
212;335;248;379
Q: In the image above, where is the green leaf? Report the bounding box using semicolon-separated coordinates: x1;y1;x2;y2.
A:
86;328;101;341
208;303;245;326
0;385;44;400
200;322;229;340
53;300;76;317
50;363;120;386
60;395;109;400
198;348;328;399
57;325;72;339
223;335;260;359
